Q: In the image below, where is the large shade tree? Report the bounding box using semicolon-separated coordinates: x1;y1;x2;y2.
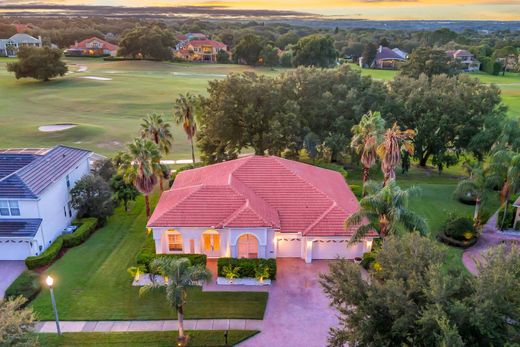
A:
345;181;428;242
120;138;160;218
140;258;211;345
7;46;67;81
173;93;198;165
376;123;415;186
350;111;385;196
118;24;176;60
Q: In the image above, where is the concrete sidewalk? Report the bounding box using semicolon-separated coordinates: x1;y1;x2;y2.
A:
35;319;263;333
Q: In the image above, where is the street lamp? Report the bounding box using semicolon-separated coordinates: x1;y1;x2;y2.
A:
45;275;62;336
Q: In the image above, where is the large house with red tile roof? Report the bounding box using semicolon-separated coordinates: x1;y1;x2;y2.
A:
65;36;119;57
174;33;228;62
446;49;481;72
148;156;373;263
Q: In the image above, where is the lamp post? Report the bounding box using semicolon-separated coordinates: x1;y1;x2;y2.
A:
45;276;61;336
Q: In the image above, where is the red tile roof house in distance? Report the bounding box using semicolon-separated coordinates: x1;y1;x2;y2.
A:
148;155;374;263
65;36;119;57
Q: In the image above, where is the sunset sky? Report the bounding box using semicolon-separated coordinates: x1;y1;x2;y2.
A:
2;0;520;20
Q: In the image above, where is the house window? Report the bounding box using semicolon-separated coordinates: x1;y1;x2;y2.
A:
68;202;72;218
0;200;20;216
63;206;67;217
167;233;183;252
66;175;71;189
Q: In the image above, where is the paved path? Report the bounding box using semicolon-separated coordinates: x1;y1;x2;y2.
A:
0;261;26;298
463;213;520;275
35;319;263;333
238;258;337;347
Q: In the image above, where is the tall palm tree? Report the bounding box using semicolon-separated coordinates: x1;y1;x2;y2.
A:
120;138;160;218
140;113;173;155
345;181;428;243
351;111;386;196
454;164;490;224
173;93;198;165
488;150;520;229
140;258;211;345
377;123;415;186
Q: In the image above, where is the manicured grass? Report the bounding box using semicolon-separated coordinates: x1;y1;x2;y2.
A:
29;195;268;320
0;58;288;158
36;331;258;346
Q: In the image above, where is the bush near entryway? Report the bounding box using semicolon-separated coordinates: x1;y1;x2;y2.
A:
4;270;41;302
25;236;63;270
62;218;99;248
217;258;277;280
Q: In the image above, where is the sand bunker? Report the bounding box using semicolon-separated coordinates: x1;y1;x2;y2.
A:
77;65;88;72
80;76;113;81
38;124;77;132
160;159;194;165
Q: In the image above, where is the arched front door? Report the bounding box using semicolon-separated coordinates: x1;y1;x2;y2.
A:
201;230;220;257
237;234;258;258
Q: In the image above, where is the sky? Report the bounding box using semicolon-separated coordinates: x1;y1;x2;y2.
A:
2;0;520;20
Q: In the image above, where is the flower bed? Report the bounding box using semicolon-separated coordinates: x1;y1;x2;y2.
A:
217;258;276;281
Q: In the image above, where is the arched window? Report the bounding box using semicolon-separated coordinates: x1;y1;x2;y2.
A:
237;234;259;258
167;230;183;252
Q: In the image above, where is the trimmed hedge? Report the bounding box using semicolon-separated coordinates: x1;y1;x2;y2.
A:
217;258;277;280
438;231;478;248
4;270;41;302
442;215;475;241
25;237;63;270
62;218;98;248
136;238;207;272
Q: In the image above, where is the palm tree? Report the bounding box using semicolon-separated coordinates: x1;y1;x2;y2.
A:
120;138;160;218
345;181;428;243
140;113;173;155
488;150;520;229
173;93;198;165
140;258;211;345
351;111;385;196
454;164;489;224
377;123;415;186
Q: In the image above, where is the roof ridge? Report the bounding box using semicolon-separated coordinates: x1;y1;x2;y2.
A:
271;156;339;208
302;201;337;236
147;185;204;225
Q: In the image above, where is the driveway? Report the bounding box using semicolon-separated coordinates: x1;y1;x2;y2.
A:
0;261;26;298
238;258;337;347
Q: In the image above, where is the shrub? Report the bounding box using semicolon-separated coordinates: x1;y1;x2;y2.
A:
217;258;277;280
438;232;478;248
360;251;376;270
4;271;41;302
442;215;475;241
455;190;477;205
350;185;362;199
497;206;515;230
62;218;98;248
136;238;207;272
25;237;63;270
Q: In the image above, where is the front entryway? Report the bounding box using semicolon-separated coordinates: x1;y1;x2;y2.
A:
201;230;220;257
237;234;258;258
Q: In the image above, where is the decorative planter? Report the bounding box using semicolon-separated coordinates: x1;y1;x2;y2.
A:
354;257;363;264
217;277;271;286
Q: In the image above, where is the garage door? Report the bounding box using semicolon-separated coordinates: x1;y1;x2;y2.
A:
311;239;364;260
0;241;32;260
277;238;301;257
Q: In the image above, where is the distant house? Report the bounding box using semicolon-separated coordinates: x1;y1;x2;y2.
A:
0;146;94;260
372;46;406;69
392;48;408;60
65;36;119;57
446;49;481;72
174;33;229;63
0;33;42;57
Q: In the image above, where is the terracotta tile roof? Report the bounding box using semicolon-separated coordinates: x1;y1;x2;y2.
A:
188;39;227;49
71;36;118;51
514;196;520;207
148;156;365;237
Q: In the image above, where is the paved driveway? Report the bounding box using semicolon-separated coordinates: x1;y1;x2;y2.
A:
0;261;26;298
238;258;337;347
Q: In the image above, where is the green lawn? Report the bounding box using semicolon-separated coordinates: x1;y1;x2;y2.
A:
29;195;268;320
0;57;287;158
346;164;500;273
36;331;258;346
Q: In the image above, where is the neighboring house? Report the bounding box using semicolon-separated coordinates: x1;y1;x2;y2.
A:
372;46;406;69
446;49;481;72
65;36;119;57
0;146;93;260
148;155;374;263
392;48;408;60
174;33;228;62
0;33;42;57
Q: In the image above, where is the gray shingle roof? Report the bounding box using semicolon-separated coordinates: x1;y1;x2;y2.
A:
0;154;38;180
0;145;91;199
0;218;42;238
